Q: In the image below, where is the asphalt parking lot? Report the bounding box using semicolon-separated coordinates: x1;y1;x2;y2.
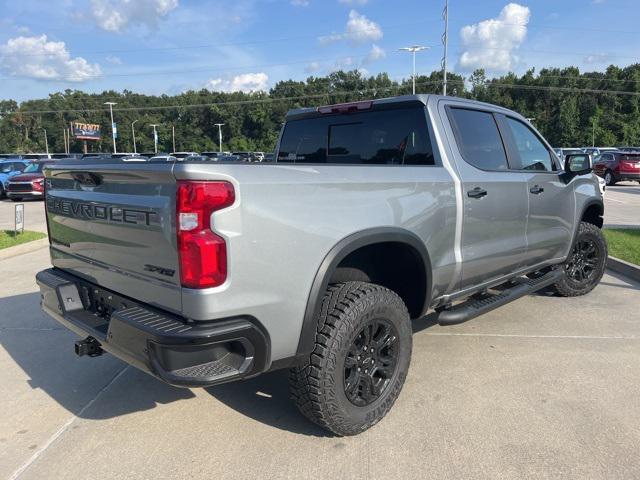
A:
1;183;639;479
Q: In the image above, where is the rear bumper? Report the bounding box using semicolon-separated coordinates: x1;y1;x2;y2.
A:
36;268;270;387
617;172;640;181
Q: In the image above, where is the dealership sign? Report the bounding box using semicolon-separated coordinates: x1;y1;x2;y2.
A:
71;122;101;141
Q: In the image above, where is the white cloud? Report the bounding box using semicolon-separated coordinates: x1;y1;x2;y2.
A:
305;61;322;73
584;53;612;64
339;0;368;5
458;3;530;72
364;44;386;64
319;10;382;45
91;0;179;32
357;67;370;77
205;72;269;93
105;54;122;64
0;35;101;82
291;0;309;5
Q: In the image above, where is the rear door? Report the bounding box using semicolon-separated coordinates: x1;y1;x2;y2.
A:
499;116;575;264
445;106;529;289
45;161;182;313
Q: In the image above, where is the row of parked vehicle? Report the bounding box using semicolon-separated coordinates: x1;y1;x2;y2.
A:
553;147;640;186
0;150;277;201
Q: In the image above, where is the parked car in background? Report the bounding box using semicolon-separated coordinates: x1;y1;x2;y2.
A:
231;151;253;161
0;159;29;198
616;146;640;153
555;148;584;161
6;159;55;201
593;151;640;185
22;153;51;160
582;147;618;156
0;154;23;159
253;151;265;161
51;153;82;159
171;152;199;159
263;152;275;162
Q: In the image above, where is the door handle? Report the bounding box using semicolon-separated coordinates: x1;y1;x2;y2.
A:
530;185;544;195
467;187;488;199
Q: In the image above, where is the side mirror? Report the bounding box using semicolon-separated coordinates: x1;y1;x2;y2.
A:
564;153;592;175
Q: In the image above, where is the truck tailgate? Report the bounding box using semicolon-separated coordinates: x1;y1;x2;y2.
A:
44;162;182;314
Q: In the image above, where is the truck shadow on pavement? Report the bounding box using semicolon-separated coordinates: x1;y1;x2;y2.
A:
0;292;195;420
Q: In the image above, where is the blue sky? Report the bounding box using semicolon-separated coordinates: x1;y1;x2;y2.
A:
0;0;638;101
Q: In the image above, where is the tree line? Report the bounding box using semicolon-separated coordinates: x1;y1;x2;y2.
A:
1;64;639;155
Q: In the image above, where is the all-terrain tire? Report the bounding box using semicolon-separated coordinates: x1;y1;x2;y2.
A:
289;281;412;436
553;222;607;297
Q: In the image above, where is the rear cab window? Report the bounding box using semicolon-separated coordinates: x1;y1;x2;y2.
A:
277;105;436;166
447;107;509;171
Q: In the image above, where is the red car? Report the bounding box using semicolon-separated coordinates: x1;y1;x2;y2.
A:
6;160;53;201
593;151;640;186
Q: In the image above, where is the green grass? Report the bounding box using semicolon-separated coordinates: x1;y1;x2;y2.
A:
604;229;640;266
0;230;47;250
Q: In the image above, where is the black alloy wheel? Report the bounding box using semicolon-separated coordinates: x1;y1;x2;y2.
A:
344;319;399;407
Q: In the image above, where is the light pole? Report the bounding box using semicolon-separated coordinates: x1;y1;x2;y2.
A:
172;124;176;153
131;120;139;154
150;124;159;154
399;45;429;95
592;117;597;147
41;128;49;155
442;0;449;96
214;123;224;153
104;102;117;153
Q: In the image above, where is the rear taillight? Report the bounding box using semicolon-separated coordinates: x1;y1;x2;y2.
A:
176;180;235;289
620;160;636;171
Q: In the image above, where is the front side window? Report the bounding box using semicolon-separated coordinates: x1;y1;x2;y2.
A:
278;106;435;165
448;108;508;171
505;117;555;172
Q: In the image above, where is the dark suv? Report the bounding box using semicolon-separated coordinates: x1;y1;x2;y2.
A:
593;151;640;185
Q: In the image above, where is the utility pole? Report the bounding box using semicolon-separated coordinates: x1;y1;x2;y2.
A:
63;128;68;154
172;125;176;153
104;102;118;153
150;124;159;154
42;128;49;155
442;0;449;96
214;123;224;153
131;120;139;154
592;117;597;147
399;46;429;95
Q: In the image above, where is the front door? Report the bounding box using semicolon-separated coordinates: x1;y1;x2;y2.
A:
499;116;575;265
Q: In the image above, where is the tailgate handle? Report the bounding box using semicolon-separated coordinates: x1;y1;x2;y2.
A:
72;172;102;187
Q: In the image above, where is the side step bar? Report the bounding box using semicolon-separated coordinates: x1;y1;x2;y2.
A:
437;269;563;326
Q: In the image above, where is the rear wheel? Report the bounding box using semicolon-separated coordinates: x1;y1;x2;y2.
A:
290;281;412;436
553;222;607;297
604;170;616;186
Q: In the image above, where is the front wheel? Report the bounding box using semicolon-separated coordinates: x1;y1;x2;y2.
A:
290;281;412;436
553;222;607;297
604;171;616;186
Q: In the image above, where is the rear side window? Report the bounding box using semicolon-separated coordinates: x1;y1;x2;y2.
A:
277;106;435;165
448;108;508;171
504;117;555;171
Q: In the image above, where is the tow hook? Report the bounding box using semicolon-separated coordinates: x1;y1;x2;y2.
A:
75;336;104;357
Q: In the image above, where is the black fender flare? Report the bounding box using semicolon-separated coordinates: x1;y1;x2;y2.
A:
295;227;433;357
566;198;604;258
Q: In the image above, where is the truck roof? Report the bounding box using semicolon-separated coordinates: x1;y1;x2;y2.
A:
285;94;520;121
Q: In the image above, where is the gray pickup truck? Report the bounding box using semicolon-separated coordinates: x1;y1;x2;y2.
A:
36;95;606;436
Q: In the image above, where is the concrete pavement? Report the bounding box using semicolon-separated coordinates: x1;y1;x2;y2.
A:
603;182;640;228
1;246;640;479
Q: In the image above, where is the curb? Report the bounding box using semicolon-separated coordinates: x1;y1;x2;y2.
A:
0;237;49;261
607;256;640;283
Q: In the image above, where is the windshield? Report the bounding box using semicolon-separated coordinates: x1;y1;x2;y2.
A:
22;162;49;173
